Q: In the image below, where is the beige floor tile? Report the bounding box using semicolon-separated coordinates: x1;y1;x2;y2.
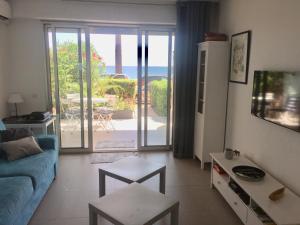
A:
29;152;242;225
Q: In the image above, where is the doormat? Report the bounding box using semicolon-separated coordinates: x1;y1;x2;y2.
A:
95;140;136;150
90;152;138;164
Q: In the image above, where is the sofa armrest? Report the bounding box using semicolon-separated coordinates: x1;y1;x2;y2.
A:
35;135;58;151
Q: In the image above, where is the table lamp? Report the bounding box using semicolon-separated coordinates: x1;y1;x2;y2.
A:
8;93;24;117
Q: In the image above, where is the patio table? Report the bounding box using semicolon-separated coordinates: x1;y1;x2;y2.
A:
70;97;108;104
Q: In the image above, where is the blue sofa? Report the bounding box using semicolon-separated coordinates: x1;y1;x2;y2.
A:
0;133;59;225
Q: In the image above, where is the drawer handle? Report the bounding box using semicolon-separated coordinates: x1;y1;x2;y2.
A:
217;181;221;185
233;202;238;206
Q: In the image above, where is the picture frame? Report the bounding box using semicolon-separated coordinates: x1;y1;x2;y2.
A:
229;30;251;84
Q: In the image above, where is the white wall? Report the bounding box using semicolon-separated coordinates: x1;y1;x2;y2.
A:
11;0;176;25
5;0;176;114
220;0;300;194
0;23;8;118
7;19;48;114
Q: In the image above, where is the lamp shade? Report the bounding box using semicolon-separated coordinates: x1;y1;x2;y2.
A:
8;93;24;104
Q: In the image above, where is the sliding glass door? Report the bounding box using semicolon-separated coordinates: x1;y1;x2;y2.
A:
45;24;174;151
89;27;139;151
46;27;91;149
138;30;174;149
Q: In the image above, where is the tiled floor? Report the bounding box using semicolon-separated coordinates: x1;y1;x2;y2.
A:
29;152;243;225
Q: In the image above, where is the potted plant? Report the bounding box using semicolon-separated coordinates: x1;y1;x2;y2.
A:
112;98;135;119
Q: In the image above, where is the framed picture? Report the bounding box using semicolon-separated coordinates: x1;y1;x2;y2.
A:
229;30;251;84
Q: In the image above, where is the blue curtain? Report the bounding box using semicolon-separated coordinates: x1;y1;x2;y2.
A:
173;1;219;158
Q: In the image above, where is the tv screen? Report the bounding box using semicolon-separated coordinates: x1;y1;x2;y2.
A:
251;71;300;132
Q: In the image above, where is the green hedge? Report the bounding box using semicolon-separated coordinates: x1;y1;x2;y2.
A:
106;79;137;99
92;78;137;111
95;78;137;99
150;79;167;117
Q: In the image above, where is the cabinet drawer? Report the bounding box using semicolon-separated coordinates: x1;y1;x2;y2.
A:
226;192;248;224
213;170;247;224
247;209;264;225
212;169;228;187
212;169;230;202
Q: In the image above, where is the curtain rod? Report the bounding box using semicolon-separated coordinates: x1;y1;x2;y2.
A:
61;0;176;6
42;20;176;28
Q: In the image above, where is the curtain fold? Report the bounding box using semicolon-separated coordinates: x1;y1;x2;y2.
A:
173;1;219;158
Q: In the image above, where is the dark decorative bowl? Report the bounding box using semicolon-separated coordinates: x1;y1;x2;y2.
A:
232;165;265;182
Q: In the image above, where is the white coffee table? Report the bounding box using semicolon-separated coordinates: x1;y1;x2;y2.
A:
89;183;179;225
98;156;166;197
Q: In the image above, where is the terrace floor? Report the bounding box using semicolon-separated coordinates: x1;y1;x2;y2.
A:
60;106;170;151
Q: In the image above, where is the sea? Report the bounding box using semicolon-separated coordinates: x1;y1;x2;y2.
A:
104;66;169;79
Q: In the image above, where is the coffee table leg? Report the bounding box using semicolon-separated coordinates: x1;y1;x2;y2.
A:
99;169;106;197
159;167;166;194
89;206;98;225
170;203;179;225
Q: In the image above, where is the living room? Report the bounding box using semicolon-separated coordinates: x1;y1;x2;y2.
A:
1;0;300;225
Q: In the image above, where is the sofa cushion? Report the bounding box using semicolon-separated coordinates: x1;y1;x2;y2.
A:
0;128;34;143
36;135;58;151
1;136;43;161
0;128;34;159
0;149;58;189
0;176;34;225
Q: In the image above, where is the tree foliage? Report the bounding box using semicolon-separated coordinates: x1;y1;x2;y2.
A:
50;41;137;112
53;41;105;98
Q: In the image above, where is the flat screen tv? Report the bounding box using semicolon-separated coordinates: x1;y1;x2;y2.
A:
251;71;300;132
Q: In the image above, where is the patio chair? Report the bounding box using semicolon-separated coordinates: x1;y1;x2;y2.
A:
94;107;114;131
64;107;81;121
63;93;82;121
60;95;82;132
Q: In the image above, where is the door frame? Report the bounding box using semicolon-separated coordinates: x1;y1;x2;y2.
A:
137;29;175;151
44;22;175;153
44;25;93;153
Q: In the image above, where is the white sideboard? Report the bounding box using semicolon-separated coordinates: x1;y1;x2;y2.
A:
194;41;229;169
210;153;300;225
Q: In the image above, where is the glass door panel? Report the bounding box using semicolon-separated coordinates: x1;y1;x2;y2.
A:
147;33;169;145
120;34;138;149
47;27;89;149
138;31;174;148
89;29;138;151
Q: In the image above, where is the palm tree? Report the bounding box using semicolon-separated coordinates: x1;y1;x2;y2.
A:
115;34;122;74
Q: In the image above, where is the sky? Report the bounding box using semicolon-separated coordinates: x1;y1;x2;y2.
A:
49;32;173;67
